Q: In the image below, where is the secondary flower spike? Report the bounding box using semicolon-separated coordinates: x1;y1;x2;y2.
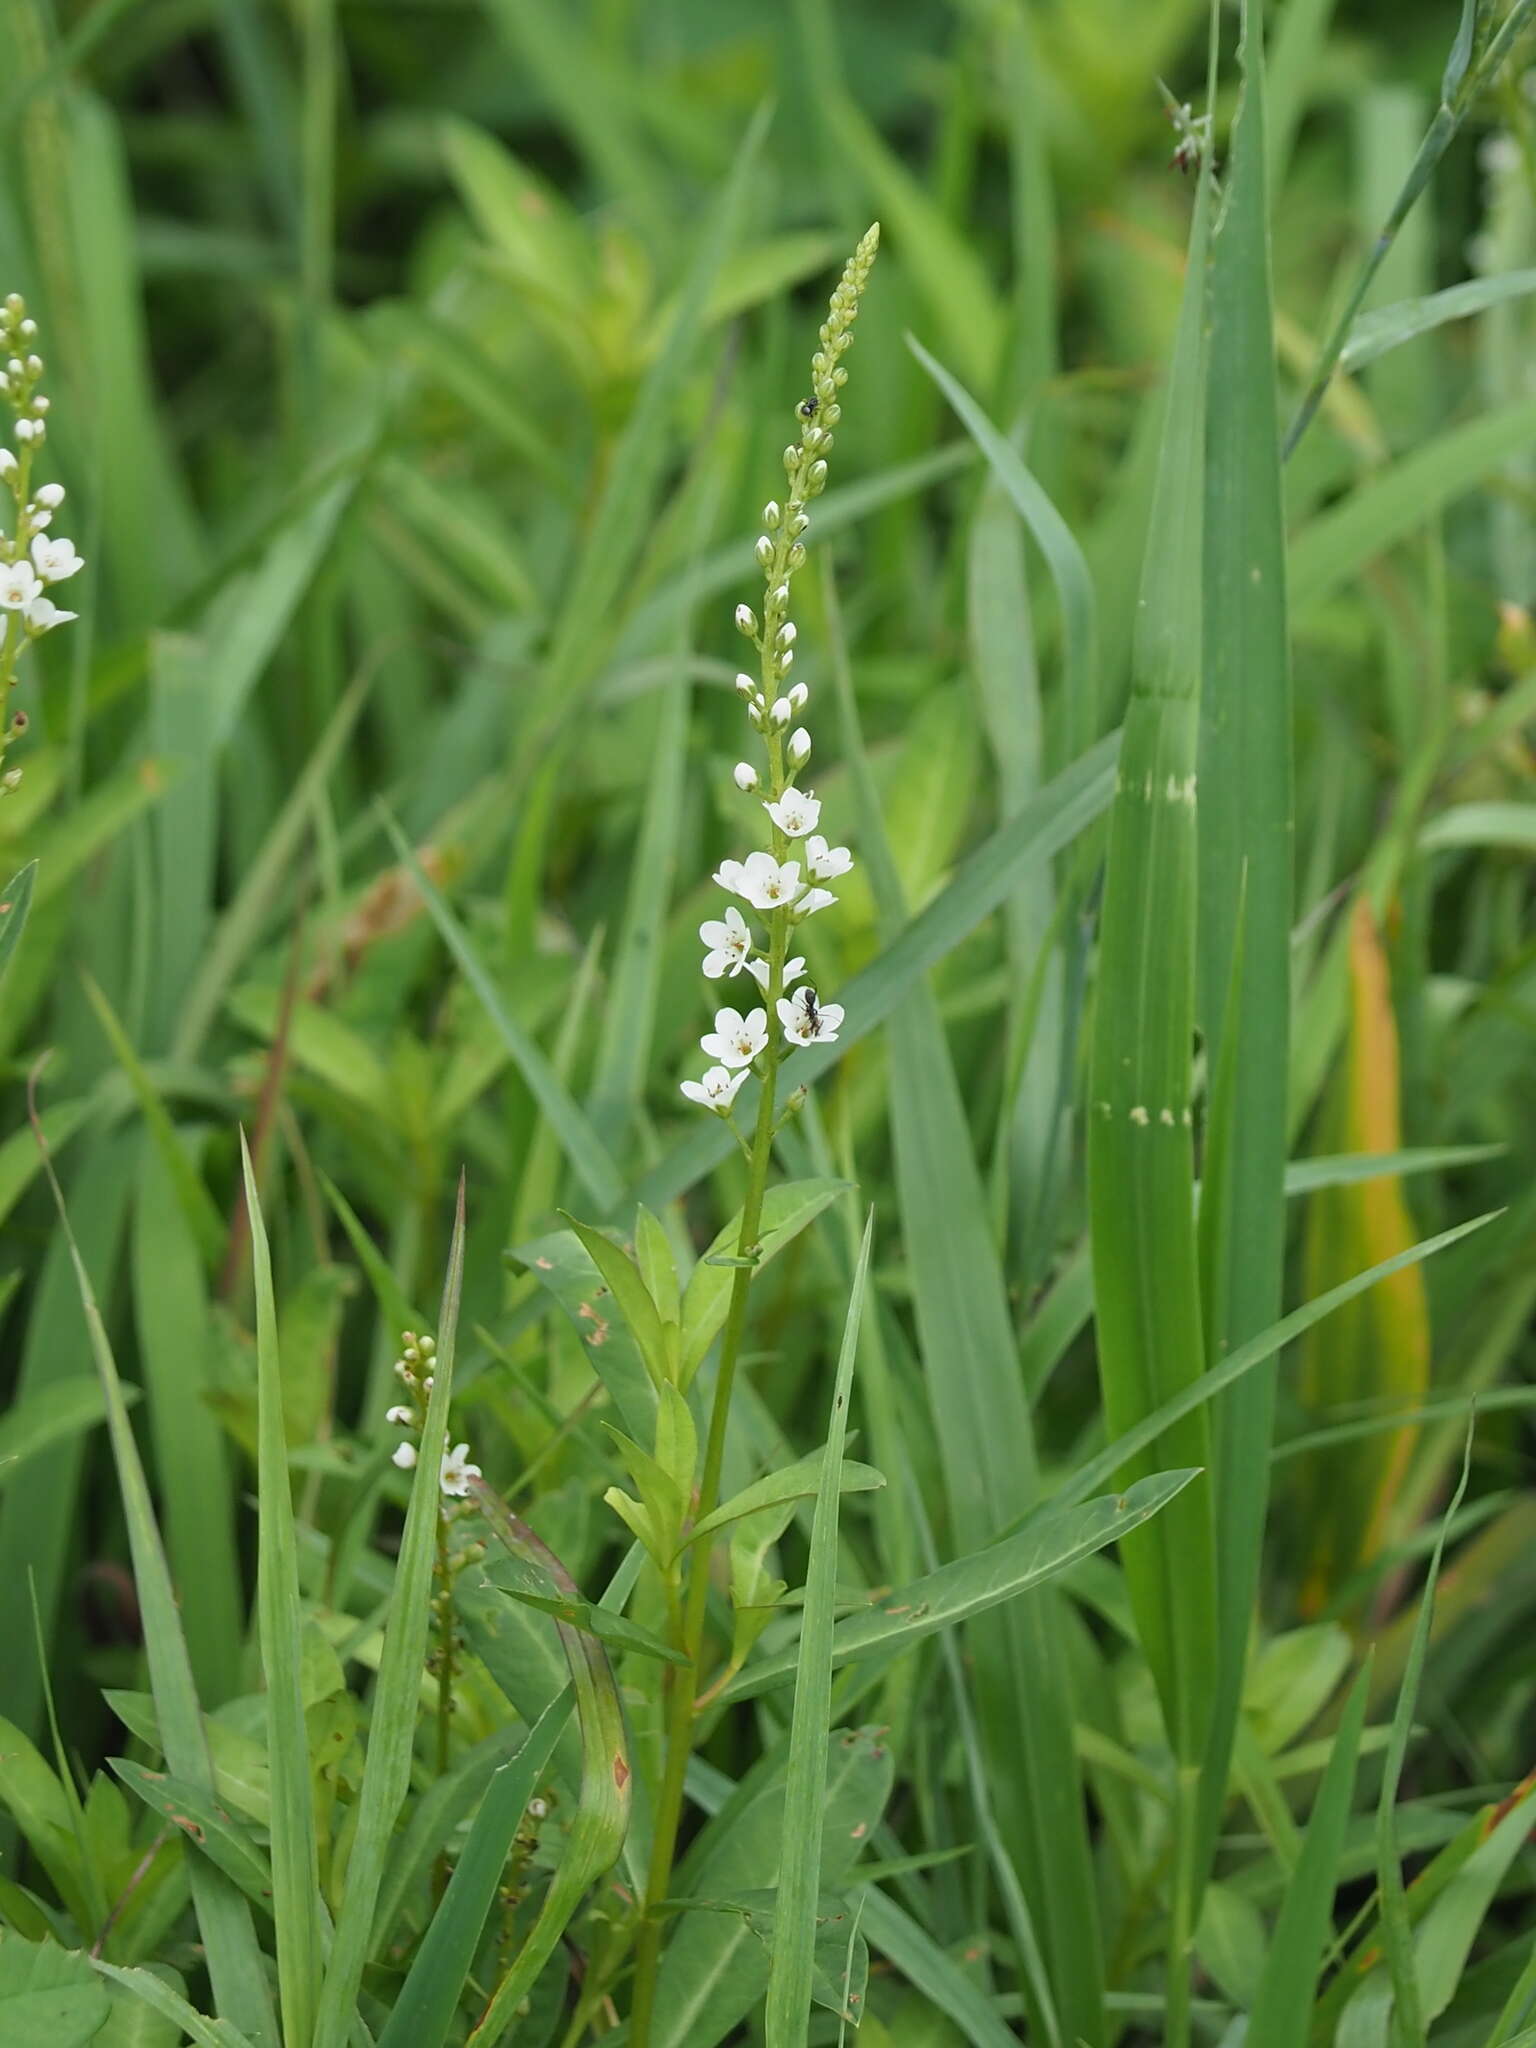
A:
0;295;82;797
677;227;875;1115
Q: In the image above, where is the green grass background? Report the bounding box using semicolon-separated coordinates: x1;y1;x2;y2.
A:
1;0;1536;2041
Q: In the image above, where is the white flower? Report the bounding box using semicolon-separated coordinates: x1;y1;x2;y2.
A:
793;887;838;919
0;561;40;610
733;761;759;792
777;986;844;1046
805;834;853;882
745;954;805;990
30;533;82;583
700;1004;769;1068
731;851;803;910
787;728;811;769
712;856;746;893
33;482;62;509
386;1405;414;1426
680;1064;748;1111
24;595;74;634
700;905;753;978
392;1441;418;1471
440;1442;482;1497
763;787;821;837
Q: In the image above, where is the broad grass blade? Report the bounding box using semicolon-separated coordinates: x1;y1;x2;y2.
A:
1197;0;1293;1872
830;567;1102;2044
1087;156;1217;1776
764;1211;873;2048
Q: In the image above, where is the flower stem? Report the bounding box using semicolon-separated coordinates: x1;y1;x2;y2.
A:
628;903;787;2046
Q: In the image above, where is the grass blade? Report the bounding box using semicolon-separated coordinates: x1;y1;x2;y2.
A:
378;806;625;1212
374;1692;572;2048
30;1104;277;2047
311;1177;467;2048
1244;1663;1369;2047
0;861;37;987
909;334;1098;750
1197;0;1293;1871
1087;179;1217;2048
764;1210;873;2048
721;1470;1199;1705
241;1134;324;2046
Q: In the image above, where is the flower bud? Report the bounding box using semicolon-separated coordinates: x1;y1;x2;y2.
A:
771;583;790;608
763;500;781;529
392;1442;417;1471
733;761;760;792
790;512;809;537
734;671;755;698
769;697;792;728
787;727;811;767
17;320;35;340
787;682;808;711
776;621;797;649
754;535;773;568
807;459;828;493
777;647;794;673
24;356;41;376
783;444;799;473
734;603;757;637
787;542;806;571
0;450;14;476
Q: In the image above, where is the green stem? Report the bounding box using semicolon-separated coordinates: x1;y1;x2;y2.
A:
629;758;790;2047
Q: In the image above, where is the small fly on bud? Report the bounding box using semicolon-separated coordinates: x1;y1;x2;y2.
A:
798;397;818;419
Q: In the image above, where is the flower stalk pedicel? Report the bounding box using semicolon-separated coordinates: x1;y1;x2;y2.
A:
0;295;82;796
626;222;879;2047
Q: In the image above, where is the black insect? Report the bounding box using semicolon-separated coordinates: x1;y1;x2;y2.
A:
798;397;818;418
800;986;820;1034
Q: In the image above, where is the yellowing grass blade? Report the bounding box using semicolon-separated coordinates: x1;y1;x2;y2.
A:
1294;900;1429;1610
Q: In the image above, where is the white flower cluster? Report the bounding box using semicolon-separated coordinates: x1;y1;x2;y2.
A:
0;295;80;642
0;294;82;798
386;1327;481;1497
680;226;879;1116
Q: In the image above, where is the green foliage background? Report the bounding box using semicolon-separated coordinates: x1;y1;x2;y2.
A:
1;0;1535;2041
